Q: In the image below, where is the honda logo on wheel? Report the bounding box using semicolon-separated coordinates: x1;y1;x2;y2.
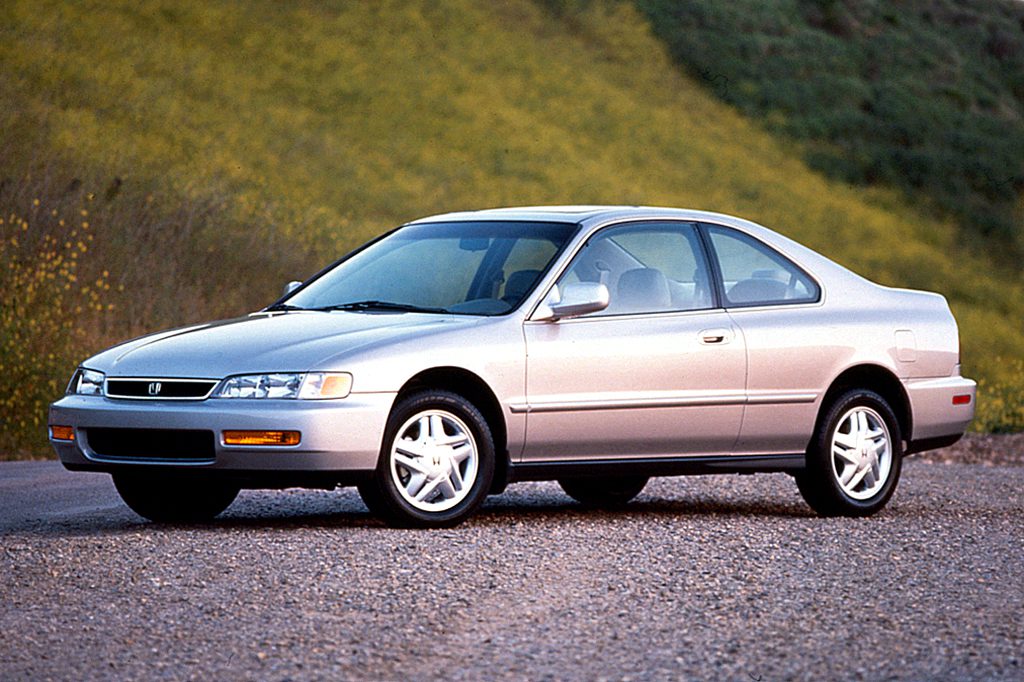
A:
148;382;162;396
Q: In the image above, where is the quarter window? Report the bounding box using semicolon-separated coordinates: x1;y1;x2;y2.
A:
558;222;714;316
705;225;819;306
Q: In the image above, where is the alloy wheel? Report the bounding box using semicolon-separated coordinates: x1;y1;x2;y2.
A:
830;406;892;501
389;409;479;513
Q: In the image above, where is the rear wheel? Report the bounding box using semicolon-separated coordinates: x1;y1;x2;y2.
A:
360;390;495;527
558;476;648;507
796;389;902;517
113;474;239;523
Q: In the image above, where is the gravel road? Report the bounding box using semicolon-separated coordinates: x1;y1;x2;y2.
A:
2;442;1022;681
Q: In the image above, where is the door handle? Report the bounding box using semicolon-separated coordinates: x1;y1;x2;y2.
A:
699;328;733;344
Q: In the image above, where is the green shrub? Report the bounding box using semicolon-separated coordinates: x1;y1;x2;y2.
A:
635;0;1024;256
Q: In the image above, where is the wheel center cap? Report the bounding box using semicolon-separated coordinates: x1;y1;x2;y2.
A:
426;453;447;479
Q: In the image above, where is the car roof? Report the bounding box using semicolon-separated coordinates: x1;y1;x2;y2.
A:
406;205;751;227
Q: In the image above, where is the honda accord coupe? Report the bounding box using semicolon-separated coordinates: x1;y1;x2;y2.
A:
49;206;976;526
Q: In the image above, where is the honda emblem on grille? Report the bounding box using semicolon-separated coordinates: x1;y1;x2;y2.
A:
148;382;162;396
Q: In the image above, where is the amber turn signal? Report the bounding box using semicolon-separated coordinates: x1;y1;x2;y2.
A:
222;430;300;446
50;425;75;441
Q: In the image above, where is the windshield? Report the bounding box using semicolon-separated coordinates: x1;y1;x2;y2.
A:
282;221;578;315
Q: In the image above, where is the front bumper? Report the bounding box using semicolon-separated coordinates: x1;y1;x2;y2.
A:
48;392;395;475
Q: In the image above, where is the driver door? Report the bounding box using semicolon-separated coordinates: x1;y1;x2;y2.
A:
521;221;746;461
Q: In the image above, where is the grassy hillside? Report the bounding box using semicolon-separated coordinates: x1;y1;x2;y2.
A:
1;0;1022;456
633;0;1024;256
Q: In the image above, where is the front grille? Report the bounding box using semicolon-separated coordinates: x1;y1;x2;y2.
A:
85;428;216;461
106;378;218;400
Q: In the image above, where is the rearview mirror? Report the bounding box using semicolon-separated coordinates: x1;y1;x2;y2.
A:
534;282;610;321
282;280;302;297
459;237;491;252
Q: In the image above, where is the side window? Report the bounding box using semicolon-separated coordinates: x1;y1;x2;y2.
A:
706;225;819;307
558;221;713;316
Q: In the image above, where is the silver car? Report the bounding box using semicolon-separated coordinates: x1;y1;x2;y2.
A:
49;206;976;526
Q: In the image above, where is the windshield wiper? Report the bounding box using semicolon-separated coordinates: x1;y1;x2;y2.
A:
264;303;307;312
317;300;450;314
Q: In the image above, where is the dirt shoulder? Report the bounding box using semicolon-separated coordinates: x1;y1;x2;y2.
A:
913;433;1024;467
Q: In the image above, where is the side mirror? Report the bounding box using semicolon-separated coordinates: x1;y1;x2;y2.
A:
282;280;302;297
534;282;609;321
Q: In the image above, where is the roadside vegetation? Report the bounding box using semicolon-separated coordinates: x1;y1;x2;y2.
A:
1;0;1021;457
0;155;312;456
633;0;1024;259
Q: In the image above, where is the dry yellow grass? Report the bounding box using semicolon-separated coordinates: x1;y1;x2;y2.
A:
0;1;1020;456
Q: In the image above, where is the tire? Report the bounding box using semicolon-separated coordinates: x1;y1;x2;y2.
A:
362;390;495;528
796;389;903;517
558;475;649;508
113;473;239;523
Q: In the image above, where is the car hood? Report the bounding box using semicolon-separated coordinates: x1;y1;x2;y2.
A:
86;311;482;378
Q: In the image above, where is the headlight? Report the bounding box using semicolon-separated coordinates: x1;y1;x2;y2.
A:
212;372;352;400
68;368;105;395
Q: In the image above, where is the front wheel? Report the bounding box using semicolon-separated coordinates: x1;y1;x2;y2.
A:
796;389;902;517
113;474;239;523
360;391;495;527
